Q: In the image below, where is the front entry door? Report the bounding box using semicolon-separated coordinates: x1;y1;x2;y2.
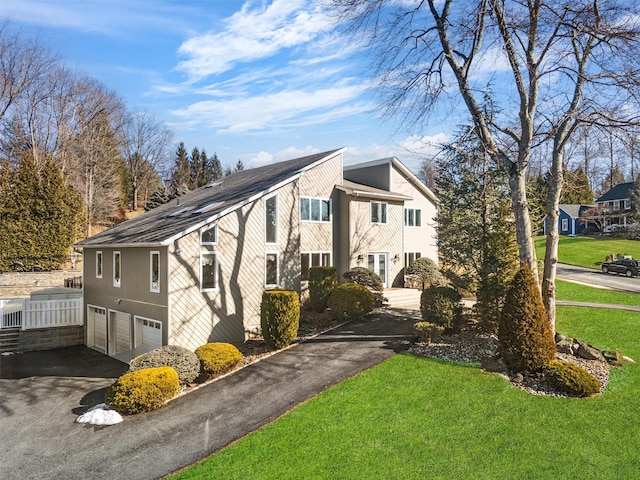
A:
367;253;388;288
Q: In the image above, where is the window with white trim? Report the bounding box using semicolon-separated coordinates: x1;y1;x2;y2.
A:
200;224;218;245
200;252;218;291
370;201;387;224
265;195;278;244
404;208;422;227
96;251;103;279
561;219;569;231
113;251;121;288
405;252;422;268
265;253;279;287
301;252;331;281
150;251;160;293
301;197;331;222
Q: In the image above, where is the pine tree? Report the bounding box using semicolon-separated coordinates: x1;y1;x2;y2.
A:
436;127;518;331
561;166;594;204
145;184;171;211
169;142;191;195
235;159;245;172
190;146;201;189
211;153;223;180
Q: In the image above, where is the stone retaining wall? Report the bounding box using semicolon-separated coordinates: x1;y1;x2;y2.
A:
18;325;84;352
0;270;82;298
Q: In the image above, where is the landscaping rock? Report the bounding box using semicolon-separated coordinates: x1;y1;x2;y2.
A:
577;343;603;361
602;350;623;366
481;356;507;373
556;338;576;355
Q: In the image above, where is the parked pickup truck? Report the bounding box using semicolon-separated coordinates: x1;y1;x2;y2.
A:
601;258;640;277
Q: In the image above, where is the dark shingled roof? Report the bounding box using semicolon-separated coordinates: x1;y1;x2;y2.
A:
595;182;634;203
76;148;343;247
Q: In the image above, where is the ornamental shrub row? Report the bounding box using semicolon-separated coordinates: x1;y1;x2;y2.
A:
106;342;245;415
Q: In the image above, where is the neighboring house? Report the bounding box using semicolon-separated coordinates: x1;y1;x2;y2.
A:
76;149;438;361
542;204;593;236
594;182;634;230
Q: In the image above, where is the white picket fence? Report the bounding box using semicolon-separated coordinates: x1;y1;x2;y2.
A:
0;298;82;330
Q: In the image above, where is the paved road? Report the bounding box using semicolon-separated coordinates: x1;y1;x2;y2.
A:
556;263;640;294
0;309;416;480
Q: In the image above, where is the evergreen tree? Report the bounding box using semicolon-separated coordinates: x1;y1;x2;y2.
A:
561;166;594;204
190;146;201;189
235;159;245;172
145;184;171;211
211;153;223;180
436;128;519;331
0;152;81;270
170;142;191;195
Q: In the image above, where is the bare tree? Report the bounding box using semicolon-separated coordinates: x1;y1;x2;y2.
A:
119;111;173;210
0;22;58;125
335;0;640;330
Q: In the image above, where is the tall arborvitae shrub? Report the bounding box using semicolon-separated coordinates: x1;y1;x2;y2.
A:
498;266;556;372
309;266;337;312
260;290;300;350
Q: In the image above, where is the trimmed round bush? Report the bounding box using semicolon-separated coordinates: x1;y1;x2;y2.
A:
498;265;556;373
343;267;383;291
309;266;338;313
327;283;375;320
544;360;601;397
261;289;300;350
414;321;445;344
105;366;179;415
195;342;243;378
129;345;200;385
406;257;445;287
420;285;463;331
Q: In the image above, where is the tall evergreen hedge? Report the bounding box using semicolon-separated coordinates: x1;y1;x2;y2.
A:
261;289;300;350
498;265;556;373
309;266;337;312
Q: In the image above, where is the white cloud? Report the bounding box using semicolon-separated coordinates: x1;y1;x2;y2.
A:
170;83;368;133
176;0;336;80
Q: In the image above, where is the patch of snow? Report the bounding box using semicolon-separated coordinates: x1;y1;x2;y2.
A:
76;403;122;426
1;351;14;356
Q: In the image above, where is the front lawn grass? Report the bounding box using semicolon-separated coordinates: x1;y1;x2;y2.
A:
535;235;640;269
172;307;640;480
556;279;640;306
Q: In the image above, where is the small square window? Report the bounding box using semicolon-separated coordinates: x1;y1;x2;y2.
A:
371;202;387;224
201;225;218;245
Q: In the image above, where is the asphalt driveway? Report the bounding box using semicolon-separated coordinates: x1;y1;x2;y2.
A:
0;309;416;480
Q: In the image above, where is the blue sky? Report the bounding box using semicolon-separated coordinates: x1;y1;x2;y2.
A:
3;0;456;174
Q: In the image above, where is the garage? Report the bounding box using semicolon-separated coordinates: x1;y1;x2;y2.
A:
86;306;107;354
109;310;131;356
136;316;162;351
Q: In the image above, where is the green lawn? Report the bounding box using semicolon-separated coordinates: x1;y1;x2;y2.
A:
556;279;640;306
535;235;640;269
172;305;640;479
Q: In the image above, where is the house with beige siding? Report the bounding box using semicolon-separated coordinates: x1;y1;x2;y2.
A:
76;148;438;361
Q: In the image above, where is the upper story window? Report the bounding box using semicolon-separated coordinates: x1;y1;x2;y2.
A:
301;197;331;222
561;219;569;231
265;194;278;244
200;252;218;291
370;201;387;224
201;224;218;245
113;251;121;288
96;251;103;279
404;208;422;227
150;251;160;293
624;199;631;210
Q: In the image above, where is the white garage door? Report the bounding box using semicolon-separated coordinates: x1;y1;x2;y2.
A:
110;310;131;356
139;317;162;349
88;306;107;354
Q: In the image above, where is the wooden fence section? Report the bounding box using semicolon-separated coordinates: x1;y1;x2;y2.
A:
0;298;82;330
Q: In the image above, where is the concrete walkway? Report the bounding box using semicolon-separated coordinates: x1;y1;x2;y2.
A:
0;308;416;480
